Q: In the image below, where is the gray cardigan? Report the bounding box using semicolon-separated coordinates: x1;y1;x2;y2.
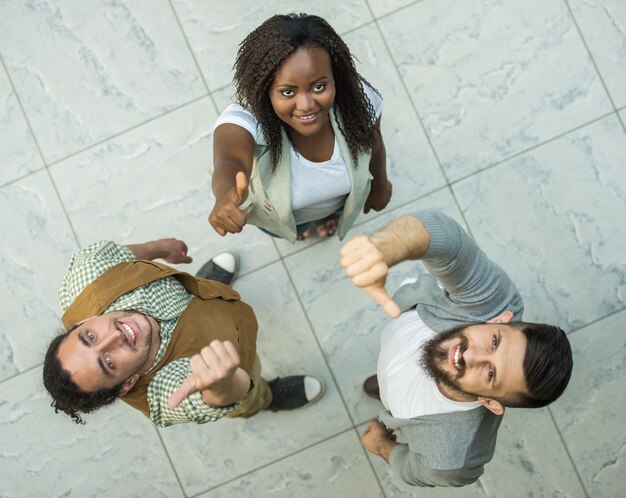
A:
381;211;524;487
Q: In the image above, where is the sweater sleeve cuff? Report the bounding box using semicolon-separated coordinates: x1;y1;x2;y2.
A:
415;210;454;258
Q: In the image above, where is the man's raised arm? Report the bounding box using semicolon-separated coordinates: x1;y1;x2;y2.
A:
341;211;522;320
340;215;430;318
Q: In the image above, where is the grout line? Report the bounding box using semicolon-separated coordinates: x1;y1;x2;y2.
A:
0;54;48;167
0;165;47;190
564;0;619;112
277;256;359;429
155;427;189;498
0;363;41;385
167;0;211;93
0;53;82;247
353;425;390;498
566;306;626;337
370;0;426;24
448;110;618;187
188;426;356;497
547;407;590;497
45;167;82;247
617;112;626;135
46;93;210;169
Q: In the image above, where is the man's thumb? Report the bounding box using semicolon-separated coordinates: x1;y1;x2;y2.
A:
235;171;249;205
168;376;197;408
365;285;401;319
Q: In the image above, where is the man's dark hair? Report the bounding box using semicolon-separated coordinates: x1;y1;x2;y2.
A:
233;13;382;170
42;327;124;424
501;322;573;409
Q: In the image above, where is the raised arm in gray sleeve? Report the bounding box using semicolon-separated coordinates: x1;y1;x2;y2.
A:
393;211;524;326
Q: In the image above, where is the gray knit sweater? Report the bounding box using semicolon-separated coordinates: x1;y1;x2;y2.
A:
380;211;524;487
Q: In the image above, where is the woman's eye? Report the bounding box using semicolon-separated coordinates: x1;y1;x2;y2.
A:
313;83;326;92
488;366;494;380
88;332;95;342
491;336;497;349
105;355;113;368
281;89;294;97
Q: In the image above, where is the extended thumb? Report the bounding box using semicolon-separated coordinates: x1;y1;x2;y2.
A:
235;172;249;205
168;376;197;408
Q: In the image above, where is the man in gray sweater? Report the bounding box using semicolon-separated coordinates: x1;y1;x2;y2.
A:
340;211;572;487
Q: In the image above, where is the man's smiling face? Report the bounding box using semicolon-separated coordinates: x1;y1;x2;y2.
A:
421;321;528;408
57;310;161;393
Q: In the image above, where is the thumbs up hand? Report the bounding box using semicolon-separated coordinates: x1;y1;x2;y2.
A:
209;171;250;236
168;340;250;409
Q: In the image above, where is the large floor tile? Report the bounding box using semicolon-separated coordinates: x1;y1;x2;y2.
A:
198;430;381;498
50;97;278;276
454;114;626;330
284;188;465;423
478;408;585;497
159;262;352;496
570;0;626;108
550;310;626;498
0;368;183;498
0;170;77;381
0;0;205;163
172;0;373;91
380;0;612;180
0;62;44;185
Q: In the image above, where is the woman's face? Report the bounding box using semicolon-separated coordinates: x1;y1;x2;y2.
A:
269;46;336;138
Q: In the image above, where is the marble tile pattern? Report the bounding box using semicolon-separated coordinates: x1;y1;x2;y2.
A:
1;0;625;497
0;62;44;185
569;0;626;108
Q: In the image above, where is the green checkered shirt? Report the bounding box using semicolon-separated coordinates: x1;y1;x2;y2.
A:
59;241;237;427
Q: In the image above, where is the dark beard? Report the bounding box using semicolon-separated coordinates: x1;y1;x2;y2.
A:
419;324;473;396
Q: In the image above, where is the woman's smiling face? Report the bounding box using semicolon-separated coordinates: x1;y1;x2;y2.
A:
269;45;336;139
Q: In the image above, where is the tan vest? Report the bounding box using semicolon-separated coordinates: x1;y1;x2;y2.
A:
61;260;258;418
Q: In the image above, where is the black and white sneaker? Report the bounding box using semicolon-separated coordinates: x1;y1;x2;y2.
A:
266;375;325;412
196;251;239;285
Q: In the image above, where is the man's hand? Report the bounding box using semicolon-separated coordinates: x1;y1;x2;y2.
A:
209;172;249;236
340;235;401;318
361;420;397;461
364;179;393;214
127;238;192;263
168;340;250;408
155;238;193;264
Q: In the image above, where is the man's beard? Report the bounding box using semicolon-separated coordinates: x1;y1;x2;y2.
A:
419;324;475;397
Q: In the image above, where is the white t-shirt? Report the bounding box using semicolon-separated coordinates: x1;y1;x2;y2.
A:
378;310;480;419
214;84;383;225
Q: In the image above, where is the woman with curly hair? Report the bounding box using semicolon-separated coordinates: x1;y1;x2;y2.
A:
208;13;392;242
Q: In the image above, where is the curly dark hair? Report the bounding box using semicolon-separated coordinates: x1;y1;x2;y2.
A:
233;13;382;169
42;327;124;424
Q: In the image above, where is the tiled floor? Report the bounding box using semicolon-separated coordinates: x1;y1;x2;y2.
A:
1;1;624;497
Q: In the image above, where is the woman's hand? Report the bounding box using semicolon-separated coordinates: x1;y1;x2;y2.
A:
364;179;393;214
209;172;249;236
